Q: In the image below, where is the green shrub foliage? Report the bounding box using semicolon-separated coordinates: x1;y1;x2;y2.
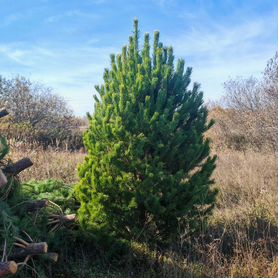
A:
0;135;78;276
76;20;218;243
0;136;19;247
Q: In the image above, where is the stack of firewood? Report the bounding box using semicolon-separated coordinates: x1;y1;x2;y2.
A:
0;109;77;277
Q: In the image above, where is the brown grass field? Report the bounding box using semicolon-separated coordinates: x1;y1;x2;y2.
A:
8;142;277;278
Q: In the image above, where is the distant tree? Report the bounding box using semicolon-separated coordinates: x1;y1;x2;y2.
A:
75;20;218;244
214;52;278;151
262;52;278;141
263;52;278;100
0;76;79;146
224;77;262;112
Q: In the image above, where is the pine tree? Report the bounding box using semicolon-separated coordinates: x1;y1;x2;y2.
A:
75;20;218;243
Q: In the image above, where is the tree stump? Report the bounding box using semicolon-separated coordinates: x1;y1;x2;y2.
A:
0;261;18;276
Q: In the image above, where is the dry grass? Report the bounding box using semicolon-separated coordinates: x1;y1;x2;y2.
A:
9;144;85;184
8;143;278;277
206;150;277;277
212;150;277;226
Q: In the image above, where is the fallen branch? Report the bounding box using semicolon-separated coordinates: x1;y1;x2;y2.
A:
60;213;77;223
48;213;77;232
3;158;33;176
0;261;18;276
49;213;77;225
26;200;49;212
9;242;48;260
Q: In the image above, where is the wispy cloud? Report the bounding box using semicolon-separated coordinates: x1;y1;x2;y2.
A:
164;10;277;100
0;0;276;115
171;19;272;56
0;41;116;114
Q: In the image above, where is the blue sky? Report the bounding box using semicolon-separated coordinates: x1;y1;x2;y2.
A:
0;0;276;116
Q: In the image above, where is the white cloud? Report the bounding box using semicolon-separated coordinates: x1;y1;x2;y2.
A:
0;41;116;115
164;12;277;100
0;4;276;115
169;17;273;56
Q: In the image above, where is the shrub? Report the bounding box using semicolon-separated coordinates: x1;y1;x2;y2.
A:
209;52;278;151
21;179;76;214
75;20;218;244
0;76;83;149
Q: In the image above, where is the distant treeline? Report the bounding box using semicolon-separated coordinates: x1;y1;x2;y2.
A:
0;76;87;150
208;52;277;152
1;52;276;152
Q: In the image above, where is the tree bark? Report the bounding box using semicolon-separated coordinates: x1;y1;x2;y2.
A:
9;242;48;260
0;261;18;276
3;158;33;175
26;200;49;212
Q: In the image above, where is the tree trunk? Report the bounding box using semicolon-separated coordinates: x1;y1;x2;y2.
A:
4;158;33;175
0;261;18;276
9;242;48;260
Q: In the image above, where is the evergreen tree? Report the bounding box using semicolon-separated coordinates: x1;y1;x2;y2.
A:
75;20;218;243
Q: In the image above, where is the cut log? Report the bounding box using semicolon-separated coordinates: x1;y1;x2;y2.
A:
3;158;33;176
0;109;9;119
49;214;77;225
0;169;7;188
26;200;49;212
0;261;18;276
9;242;48;260
48;214;77;232
43;252;59;262
61;214;77;223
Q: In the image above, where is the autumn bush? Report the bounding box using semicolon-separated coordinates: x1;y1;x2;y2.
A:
0;76;85;150
208;52;277;152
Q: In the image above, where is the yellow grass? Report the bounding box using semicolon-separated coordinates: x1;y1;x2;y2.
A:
212;150;277;226
10;145;85;184
9;145;278;277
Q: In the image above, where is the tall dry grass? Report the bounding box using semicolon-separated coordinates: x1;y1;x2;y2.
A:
9;143;278;277
212;150;276;226
9;143;85;184
206;150;277;277
128;150;277;277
